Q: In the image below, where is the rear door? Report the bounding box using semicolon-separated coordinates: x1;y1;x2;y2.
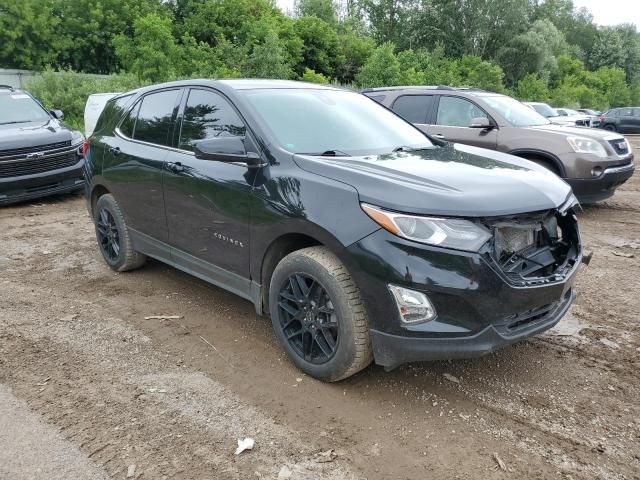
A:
163;87;256;281
390;94;435;132
424;95;498;149
102;88;182;243
618;108;634;133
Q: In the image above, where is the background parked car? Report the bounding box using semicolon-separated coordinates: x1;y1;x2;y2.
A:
576;108;601;127
365;86;635;203
525;102;590;127
555;107;593;127
0;85;85;205
598;107;640;134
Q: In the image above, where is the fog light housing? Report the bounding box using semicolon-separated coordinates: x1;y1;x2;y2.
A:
591;166;603;177
388;285;436;323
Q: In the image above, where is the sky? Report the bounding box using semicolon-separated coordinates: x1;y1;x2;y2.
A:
276;0;640;29
572;0;640;29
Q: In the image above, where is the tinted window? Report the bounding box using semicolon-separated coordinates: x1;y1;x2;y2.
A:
133;90;180;146
97;94;133;134
241;89;432;156
620;108;633;117
633;108;640;116
178;89;246;152
392;95;432;123
119;101;140;138
436;96;486;127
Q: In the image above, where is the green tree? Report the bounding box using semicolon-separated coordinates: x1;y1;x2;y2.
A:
113;13;179;82
295;0;338;24
0;0;59;70
301;68;329;83
355;42;401;87
515;73;549;101
293;16;344;77
246;31;294;79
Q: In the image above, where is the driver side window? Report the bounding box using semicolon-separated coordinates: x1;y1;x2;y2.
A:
436;96;486;127
179;89;246;152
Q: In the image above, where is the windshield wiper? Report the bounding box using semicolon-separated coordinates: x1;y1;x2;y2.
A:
0;120;31;125
392;145;434;153
300;149;351;157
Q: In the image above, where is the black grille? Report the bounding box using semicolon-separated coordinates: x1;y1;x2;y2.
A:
0;141;71;159
505;303;555;331
0;152;80;178
608;139;629;156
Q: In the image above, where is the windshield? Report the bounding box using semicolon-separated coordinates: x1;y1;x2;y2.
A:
0;92;50;125
482;95;550;127
240;88;432;155
564;108;580;116
529;103;558;118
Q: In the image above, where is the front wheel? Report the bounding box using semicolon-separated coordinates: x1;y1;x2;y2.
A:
269;247;373;382
603;124;617;132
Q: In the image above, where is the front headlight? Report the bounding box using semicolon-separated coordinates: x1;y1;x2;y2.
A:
566;136;607;158
361;203;491;252
71;130;85;146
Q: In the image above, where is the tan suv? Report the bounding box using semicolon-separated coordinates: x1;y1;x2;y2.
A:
364;86;635;203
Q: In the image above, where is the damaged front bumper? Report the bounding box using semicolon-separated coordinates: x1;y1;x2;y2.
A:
346;199;584;370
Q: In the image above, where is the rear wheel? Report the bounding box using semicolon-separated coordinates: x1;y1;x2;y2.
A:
269;247;372;382
94;194;146;272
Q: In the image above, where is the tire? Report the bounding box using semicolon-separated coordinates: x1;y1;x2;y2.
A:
94;194;146;272
604;124;617;132
269;246;373;382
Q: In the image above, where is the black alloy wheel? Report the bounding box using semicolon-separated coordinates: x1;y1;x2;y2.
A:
96;208;120;262
277;273;339;364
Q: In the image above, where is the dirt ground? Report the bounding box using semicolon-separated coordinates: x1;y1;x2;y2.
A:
1;140;639;480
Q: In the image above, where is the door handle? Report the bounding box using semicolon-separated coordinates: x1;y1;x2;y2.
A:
167;161;185;173
433;134;445;139
109;146;121;156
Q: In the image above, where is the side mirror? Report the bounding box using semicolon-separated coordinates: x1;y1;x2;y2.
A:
193;136;263;167
50;109;64;120
469;117;492;129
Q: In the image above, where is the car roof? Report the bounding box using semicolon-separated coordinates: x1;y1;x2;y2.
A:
361;86;488;94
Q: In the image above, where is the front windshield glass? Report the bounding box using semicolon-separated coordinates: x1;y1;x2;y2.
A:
564;108;580;115
240;88;432;156
482;95;550;127
530;103;558;118
0;93;50;125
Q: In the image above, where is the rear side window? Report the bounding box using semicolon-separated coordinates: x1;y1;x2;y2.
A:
633;108;640;116
178;89;246;152
96;94;133;134
392;95;432;124
132;89;181;146
619;108;633;117
436;96;486;127
119;101;139;138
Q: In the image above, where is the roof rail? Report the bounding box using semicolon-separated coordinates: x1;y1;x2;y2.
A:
361;85;457;93
0;84;16;92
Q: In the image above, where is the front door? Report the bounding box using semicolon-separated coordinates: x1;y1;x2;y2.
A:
163;87;256;281
424;95;498;150
102;88;183;242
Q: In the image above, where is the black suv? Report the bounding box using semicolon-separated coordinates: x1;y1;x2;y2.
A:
86;80;583;381
598;107;640;134
0;85;85;205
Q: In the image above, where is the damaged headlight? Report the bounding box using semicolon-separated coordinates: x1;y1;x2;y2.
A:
361;203;492;252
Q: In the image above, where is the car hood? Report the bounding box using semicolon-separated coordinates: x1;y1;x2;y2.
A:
293;143;573;217
0;119;78;151
526;123;623;141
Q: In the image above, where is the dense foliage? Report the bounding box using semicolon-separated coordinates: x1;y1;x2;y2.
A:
3;0;640;115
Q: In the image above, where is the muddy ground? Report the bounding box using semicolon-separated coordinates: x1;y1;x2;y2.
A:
1;140;639;480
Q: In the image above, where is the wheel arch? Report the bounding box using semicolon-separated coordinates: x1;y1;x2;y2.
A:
256;228;358;316
90;183;111;216
508;149;566;177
